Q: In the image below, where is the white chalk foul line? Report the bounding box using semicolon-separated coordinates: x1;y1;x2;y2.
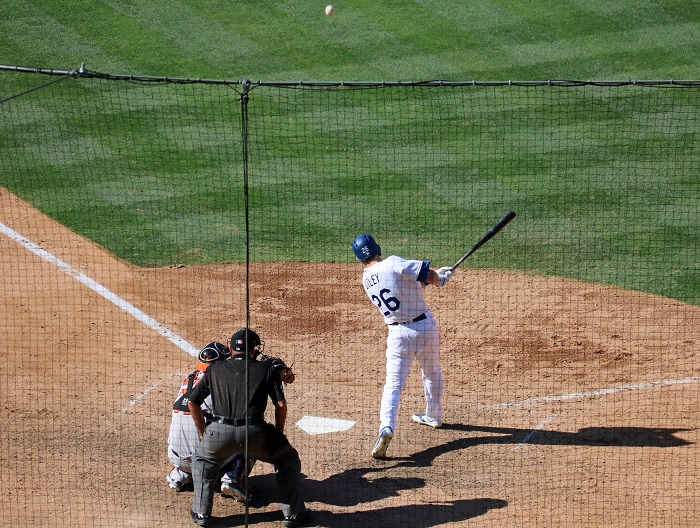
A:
1;222;199;358
1;222;200;414
493;376;700;409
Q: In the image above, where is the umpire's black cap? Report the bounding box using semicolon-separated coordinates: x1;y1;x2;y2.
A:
230;328;261;354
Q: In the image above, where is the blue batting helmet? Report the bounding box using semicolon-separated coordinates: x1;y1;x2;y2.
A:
352;234;381;261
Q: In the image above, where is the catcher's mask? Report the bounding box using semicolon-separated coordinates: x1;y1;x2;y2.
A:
230;328;263;356
352;233;381;261
196;341;231;371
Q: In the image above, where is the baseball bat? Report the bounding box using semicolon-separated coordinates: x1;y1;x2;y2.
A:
451;210;516;270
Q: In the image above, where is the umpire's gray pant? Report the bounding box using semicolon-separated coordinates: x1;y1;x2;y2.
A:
191;421;305;518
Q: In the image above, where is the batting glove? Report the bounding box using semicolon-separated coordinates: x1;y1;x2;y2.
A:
436;266;454;276
437;273;450;287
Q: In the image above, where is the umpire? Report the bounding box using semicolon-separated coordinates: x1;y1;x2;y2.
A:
187;328;313;527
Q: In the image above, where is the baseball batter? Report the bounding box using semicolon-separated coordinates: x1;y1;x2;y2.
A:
352;233;453;459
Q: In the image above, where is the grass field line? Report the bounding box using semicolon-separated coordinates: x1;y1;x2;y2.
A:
493;377;700;409
0;220;199;357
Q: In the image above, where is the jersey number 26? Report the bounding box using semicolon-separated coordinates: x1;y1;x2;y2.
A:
371;288;400;316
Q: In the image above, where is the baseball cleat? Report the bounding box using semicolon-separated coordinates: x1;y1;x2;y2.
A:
284;507;314;528
411;413;442;428
221;481;248;503
167;475;183;491
189;510;211;526
371;426;394;458
167;468;192;491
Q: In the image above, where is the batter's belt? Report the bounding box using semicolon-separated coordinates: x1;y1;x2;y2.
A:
389;313;426;326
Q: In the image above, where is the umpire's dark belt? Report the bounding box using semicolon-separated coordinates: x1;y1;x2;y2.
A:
389;313;426;326
211;416;263;426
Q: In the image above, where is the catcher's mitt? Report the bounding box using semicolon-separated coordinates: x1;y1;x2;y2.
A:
260;354;295;384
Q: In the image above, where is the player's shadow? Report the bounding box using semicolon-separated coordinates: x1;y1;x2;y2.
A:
242;466;424;508
217;497;507;528
211;424;690;526
228;465;505;526
400;423;694;468
212;443;514;526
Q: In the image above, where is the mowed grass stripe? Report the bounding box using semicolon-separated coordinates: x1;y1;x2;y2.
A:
500;22;700;72
25;0;247;76
104;0;267;76
4;0;699;80
0;16;125;72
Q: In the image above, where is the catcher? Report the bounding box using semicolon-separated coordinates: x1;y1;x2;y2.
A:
167;341;232;492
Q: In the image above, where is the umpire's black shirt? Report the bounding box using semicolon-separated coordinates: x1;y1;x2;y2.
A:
189;355;285;421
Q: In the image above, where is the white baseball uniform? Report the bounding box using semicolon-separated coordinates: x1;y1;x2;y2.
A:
168;369;213;475
362;255;444;434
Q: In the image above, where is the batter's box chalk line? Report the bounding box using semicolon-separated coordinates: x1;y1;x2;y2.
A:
492;376;699;409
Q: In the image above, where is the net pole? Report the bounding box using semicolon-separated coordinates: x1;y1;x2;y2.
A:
240;78;251;527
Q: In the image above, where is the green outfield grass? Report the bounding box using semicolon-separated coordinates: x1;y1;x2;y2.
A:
2;0;699;81
1;0;699;304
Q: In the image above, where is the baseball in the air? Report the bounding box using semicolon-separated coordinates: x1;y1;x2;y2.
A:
325;5;335;16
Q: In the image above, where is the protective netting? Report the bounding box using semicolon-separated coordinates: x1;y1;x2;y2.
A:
1;67;698;527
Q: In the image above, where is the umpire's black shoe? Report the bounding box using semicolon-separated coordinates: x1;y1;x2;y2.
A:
284;507;314;527
190;510;212;527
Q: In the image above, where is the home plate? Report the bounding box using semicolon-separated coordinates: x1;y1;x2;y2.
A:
296;416;356;435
